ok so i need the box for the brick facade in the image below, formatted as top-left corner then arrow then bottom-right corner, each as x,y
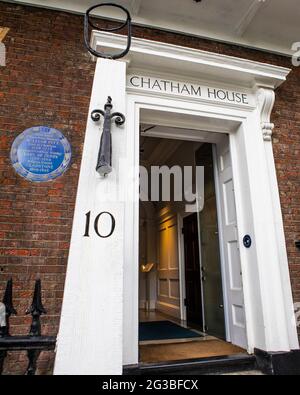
0,2 -> 299,374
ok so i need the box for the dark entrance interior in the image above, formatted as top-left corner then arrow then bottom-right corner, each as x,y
183,213 -> 203,329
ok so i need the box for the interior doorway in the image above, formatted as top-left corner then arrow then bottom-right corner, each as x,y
183,213 -> 203,330
138,121 -> 247,364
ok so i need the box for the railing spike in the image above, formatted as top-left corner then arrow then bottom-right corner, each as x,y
0,279 -> 17,337
0,278 -> 55,376
26,279 -> 46,337
0,351 -> 6,375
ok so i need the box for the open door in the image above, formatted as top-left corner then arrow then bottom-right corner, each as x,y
183,213 -> 203,328
196,144 -> 226,340
216,136 -> 247,349
156,214 -> 181,318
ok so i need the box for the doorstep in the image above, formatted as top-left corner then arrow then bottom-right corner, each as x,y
123,354 -> 258,375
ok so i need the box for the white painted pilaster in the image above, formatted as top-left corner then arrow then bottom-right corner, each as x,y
232,88 -> 299,353
54,58 -> 127,375
258,87 -> 299,351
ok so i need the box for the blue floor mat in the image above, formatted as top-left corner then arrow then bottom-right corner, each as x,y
139,320 -> 202,341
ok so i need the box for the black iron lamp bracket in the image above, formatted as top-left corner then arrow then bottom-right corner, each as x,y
91,96 -> 125,177
84,3 -> 132,59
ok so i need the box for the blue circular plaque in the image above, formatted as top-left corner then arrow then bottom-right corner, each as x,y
10,126 -> 72,182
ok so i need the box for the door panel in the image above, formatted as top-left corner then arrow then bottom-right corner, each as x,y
196,144 -> 226,339
216,137 -> 247,349
183,213 -> 203,328
157,215 -> 180,318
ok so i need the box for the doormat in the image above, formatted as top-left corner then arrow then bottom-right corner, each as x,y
139,320 -> 202,341
140,339 -> 245,363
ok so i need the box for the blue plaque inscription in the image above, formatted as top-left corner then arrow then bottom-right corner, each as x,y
10,126 -> 72,182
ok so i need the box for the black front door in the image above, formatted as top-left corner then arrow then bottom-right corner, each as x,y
183,213 -> 203,329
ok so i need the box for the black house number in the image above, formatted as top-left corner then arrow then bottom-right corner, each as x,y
84,211 -> 116,238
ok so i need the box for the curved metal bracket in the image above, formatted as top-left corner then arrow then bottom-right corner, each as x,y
84,3 -> 132,59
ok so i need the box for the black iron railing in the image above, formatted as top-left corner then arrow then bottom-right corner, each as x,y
0,279 -> 56,375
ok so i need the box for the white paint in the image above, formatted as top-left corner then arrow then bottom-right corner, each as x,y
130,0 -> 142,16
54,33 -> 299,374
127,74 -> 252,107
257,87 -> 299,350
235,0 -> 267,37
123,92 -> 299,365
212,145 -> 231,342
10,0 -> 299,55
216,136 -> 247,349
91,32 -> 289,90
0,303 -> 6,327
54,59 -> 127,375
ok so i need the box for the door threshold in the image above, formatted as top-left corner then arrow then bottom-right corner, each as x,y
123,353 -> 258,375
139,336 -> 212,346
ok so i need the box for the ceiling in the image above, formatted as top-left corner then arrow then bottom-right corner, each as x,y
7,0 -> 299,55
140,123 -> 225,166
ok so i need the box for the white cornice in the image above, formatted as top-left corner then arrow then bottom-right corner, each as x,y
91,31 -> 291,90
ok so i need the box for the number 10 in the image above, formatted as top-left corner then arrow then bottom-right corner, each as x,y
84,211 -> 115,238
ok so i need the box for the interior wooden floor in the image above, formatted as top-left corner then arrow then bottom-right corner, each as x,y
140,310 -> 182,324
139,309 -> 246,363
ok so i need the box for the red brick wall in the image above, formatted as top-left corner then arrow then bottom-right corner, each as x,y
0,2 -> 95,374
0,2 -> 299,374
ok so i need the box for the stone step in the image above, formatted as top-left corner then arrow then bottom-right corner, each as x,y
124,354 -> 259,376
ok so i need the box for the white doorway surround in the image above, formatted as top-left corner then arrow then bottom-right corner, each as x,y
54,32 -> 299,374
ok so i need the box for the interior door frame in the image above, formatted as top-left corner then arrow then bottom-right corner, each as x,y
178,211 -> 205,330
212,143 -> 231,341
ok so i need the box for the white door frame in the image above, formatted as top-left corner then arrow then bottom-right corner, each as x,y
55,32 -> 299,374
123,92 -> 299,366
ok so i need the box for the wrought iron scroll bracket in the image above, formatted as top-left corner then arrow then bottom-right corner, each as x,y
84,3 -> 132,59
91,96 -> 126,177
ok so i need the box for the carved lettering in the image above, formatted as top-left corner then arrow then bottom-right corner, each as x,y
128,75 -> 249,105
